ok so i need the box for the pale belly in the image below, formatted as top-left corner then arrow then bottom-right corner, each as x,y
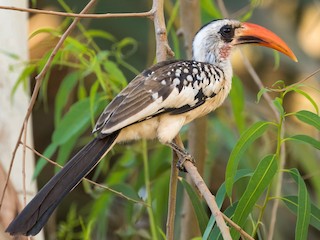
116,85 -> 229,144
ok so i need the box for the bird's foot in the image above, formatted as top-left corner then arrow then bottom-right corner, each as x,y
167,141 -> 196,172
176,154 -> 195,172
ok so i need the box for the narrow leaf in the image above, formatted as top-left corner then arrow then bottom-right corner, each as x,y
289,169 -> 311,240
225,121 -> 271,196
52,96 -> 102,145
54,72 -> 80,126
273,97 -> 285,116
295,110 -> 320,131
180,178 -> 209,234
231,155 -> 278,239
256,87 -> 270,103
292,88 -> 319,114
203,169 -> 252,240
282,196 -> 320,231
288,135 -> 320,150
229,76 -> 245,133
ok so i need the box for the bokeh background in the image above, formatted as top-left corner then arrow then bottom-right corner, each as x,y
2,0 -> 320,239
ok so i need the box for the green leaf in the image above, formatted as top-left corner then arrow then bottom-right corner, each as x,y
54,133 -> 79,173
256,87 -> 270,103
85,29 -> 117,42
110,183 -> 141,202
231,155 -> 278,239
295,110 -> 320,131
54,72 -> 80,126
180,177 -> 209,234
229,76 -> 245,133
282,195 -> 320,231
200,0 -> 222,18
287,135 -> 320,150
288,169 -> 311,240
52,96 -> 101,145
103,61 -> 127,89
203,169 -> 252,240
207,203 -> 238,240
290,88 -> 319,114
225,121 -> 272,197
273,97 -> 285,116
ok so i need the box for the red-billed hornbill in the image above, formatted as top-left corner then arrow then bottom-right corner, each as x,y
6,19 -> 297,236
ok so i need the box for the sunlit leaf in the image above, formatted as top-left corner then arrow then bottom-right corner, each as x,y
290,88 -> 319,114
231,155 -> 277,239
54,72 -> 80,126
200,0 -> 222,18
256,87 -> 271,103
287,135 -> 320,150
295,110 -> 320,131
230,76 -> 245,133
85,29 -> 117,42
225,121 -> 272,197
52,96 -> 102,145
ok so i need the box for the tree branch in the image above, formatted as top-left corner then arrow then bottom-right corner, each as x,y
0,5 -> 155,19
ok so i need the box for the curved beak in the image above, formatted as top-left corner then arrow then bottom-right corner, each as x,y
235,22 -> 298,62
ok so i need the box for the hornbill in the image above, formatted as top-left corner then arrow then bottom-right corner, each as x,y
6,19 -> 297,236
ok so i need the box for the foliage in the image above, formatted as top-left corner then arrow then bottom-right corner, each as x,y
12,0 -> 320,239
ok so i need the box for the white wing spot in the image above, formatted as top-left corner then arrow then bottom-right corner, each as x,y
173,78 -> 180,85
183,68 -> 189,73
192,68 -> 199,74
175,69 -> 181,77
161,80 -> 166,85
186,75 -> 193,81
152,92 -> 159,99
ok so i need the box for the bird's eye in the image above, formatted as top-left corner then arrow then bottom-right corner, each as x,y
219,25 -> 234,42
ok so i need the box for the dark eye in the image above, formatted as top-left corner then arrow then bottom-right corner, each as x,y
219,25 -> 234,42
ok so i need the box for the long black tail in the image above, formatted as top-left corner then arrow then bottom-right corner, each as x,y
6,131 -> 119,236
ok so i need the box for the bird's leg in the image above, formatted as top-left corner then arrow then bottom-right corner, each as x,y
167,141 -> 195,172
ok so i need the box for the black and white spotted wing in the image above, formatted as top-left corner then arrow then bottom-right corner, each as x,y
93,60 -> 225,135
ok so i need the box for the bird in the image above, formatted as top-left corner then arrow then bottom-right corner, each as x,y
6,19 -> 297,236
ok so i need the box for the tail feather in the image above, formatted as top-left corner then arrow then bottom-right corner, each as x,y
6,131 -> 119,236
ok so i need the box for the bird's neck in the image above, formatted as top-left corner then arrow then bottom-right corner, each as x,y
192,30 -> 232,74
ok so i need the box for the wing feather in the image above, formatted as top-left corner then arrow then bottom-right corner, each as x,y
93,60 -> 224,135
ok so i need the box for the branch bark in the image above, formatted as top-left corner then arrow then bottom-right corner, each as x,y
0,5 -> 155,19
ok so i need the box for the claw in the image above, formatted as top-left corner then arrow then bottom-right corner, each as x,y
176,154 -> 195,172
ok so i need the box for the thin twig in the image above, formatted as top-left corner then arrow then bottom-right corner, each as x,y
21,143 -> 146,205
267,66 -> 320,92
0,5 -> 155,19
22,121 -> 27,207
222,213 -> 255,240
0,0 -> 98,211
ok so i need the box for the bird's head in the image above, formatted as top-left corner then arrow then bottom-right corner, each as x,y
192,19 -> 297,65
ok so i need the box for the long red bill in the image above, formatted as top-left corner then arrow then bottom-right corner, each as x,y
236,22 -> 298,62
